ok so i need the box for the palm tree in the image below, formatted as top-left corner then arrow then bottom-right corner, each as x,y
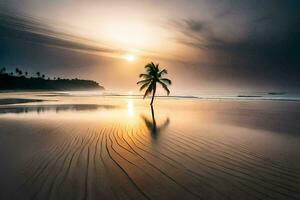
137,62 -> 172,105
36,72 -> 40,78
15,68 -> 20,76
25,72 -> 28,77
0,67 -> 6,74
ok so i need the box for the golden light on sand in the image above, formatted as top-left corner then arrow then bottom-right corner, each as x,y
125,54 -> 136,62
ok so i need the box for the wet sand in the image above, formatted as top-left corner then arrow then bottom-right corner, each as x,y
0,92 -> 300,200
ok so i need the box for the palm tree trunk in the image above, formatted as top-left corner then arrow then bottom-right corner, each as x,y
150,83 -> 156,105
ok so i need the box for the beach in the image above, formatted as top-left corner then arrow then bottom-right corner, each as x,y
0,92 -> 300,200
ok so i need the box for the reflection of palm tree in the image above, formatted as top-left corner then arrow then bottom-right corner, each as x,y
137,62 -> 172,105
141,105 -> 170,139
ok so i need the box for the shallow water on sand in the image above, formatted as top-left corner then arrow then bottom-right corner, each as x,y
0,92 -> 300,200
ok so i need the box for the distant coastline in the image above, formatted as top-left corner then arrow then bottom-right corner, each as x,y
0,73 -> 104,91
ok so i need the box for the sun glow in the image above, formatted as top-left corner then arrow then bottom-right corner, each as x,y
125,54 -> 136,62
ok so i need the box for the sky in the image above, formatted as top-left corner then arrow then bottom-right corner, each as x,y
0,0 -> 299,95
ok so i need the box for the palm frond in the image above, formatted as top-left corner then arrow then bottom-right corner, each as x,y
137,78 -> 152,85
139,81 -> 151,91
143,83 -> 154,99
156,64 -> 160,73
158,69 -> 167,76
158,81 -> 170,95
139,73 -> 151,78
145,63 -> 154,69
159,78 -> 172,85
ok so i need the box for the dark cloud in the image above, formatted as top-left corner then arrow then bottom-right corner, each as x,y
169,1 -> 300,91
253,15 -> 272,23
170,19 -> 224,50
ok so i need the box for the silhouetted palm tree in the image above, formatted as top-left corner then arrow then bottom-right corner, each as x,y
42,74 -> 45,79
0,67 -> 6,74
36,72 -> 40,78
137,62 -> 172,105
15,68 -> 20,76
25,72 -> 28,77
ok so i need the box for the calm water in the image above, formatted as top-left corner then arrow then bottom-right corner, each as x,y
0,92 -> 300,200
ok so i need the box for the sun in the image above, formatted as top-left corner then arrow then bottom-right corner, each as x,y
125,54 -> 136,62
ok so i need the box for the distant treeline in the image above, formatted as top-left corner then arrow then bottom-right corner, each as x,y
0,67 -> 104,91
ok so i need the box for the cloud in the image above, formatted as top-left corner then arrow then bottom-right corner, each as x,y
168,11 -> 300,90
0,11 -> 125,56
253,15 -> 272,23
0,10 -> 179,63
169,19 -> 224,50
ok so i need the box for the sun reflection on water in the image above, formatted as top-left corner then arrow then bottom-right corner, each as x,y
127,99 -> 135,117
